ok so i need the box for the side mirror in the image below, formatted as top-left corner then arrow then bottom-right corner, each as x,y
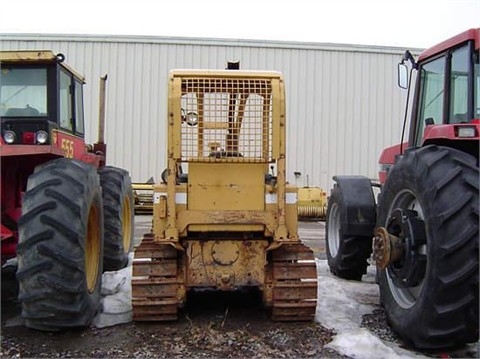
398,63 -> 408,89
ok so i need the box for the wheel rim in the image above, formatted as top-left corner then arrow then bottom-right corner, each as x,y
327,203 -> 340,257
122,195 -> 132,254
85,204 -> 101,293
385,189 -> 426,309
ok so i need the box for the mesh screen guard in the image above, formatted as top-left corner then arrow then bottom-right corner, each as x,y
179,77 -> 274,163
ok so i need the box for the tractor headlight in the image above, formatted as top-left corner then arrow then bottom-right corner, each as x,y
3,130 -> 16,144
456,126 -> 476,138
36,130 -> 48,144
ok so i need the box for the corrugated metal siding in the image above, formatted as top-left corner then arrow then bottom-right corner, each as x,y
0,34 -> 421,191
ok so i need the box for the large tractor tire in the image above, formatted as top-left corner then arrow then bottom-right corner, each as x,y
377,145 -> 479,349
325,185 -> 373,280
99,166 -> 134,272
17,158 -> 104,331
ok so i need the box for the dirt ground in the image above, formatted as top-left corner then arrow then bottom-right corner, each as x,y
1,218 -> 344,358
1,288 -> 348,358
1,216 -> 478,358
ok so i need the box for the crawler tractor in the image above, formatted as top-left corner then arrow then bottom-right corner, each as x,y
132,65 -> 317,321
325,29 -> 479,349
0,51 -> 134,331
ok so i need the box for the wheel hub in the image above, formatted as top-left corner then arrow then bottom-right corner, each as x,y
373,226 -> 403,270
376,209 -> 427,287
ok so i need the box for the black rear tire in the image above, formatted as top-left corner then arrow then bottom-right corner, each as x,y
377,145 -> 479,349
99,166 -> 134,272
325,185 -> 373,281
17,158 -> 104,331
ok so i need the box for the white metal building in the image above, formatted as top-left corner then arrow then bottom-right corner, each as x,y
0,34 -> 422,190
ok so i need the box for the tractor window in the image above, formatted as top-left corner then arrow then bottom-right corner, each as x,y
416,55 -> 446,145
0,68 -> 47,117
74,79 -> 85,134
59,70 -> 72,130
450,45 -> 469,123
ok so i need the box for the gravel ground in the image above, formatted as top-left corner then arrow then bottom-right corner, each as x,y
1,218 -> 478,358
1,290 -> 347,358
360,308 -> 480,359
2,293 -> 478,358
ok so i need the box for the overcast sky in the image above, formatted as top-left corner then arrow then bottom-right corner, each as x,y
0,0 -> 478,49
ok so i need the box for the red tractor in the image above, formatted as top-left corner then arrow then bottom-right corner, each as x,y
1,51 -> 134,331
325,29 -> 479,349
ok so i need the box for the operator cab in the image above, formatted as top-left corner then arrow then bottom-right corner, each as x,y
398,28 -> 480,158
0,51 -> 85,145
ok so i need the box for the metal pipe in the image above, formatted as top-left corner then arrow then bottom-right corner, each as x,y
98,74 -> 108,144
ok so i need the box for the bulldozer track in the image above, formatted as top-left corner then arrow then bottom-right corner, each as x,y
132,233 -> 182,321
270,243 -> 318,321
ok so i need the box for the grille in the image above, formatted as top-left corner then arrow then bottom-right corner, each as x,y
180,77 -> 273,163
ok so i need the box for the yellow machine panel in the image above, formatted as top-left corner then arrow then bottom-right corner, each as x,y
188,163 -> 265,211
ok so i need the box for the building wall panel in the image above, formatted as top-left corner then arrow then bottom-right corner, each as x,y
0,34 -> 419,191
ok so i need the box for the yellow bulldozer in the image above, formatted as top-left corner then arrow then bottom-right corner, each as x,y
132,64 -> 317,321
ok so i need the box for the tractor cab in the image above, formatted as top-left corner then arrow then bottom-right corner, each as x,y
399,28 -> 480,156
1,51 -> 85,147
379,28 -> 480,182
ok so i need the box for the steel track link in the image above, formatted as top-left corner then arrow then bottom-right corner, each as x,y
132,233 -> 182,321
270,243 -> 318,321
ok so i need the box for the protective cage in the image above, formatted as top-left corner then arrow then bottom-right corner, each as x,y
177,75 -> 277,163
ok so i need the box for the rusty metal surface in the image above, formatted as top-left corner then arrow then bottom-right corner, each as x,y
269,243 -> 318,321
131,233 -> 185,321
185,239 -> 269,288
132,233 -> 318,322
373,226 -> 403,270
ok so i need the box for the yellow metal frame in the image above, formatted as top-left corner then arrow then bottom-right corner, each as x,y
154,69 -> 296,244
